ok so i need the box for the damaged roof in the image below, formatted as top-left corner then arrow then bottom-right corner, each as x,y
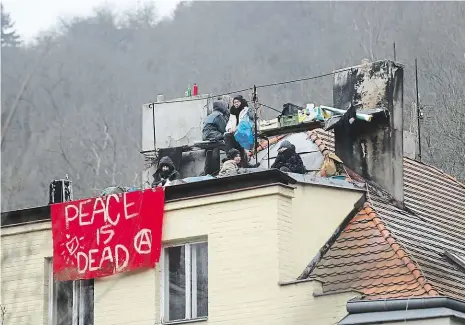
256,129 -> 465,300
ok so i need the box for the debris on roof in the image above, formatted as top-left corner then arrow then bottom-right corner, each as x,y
100,186 -> 129,196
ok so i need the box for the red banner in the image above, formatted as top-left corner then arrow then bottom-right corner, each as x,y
51,188 -> 165,280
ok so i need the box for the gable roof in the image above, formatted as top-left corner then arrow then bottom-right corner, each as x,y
304,202 -> 438,299
255,128 -> 465,300
302,129 -> 465,300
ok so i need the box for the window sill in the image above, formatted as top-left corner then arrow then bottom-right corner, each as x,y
162,317 -> 208,325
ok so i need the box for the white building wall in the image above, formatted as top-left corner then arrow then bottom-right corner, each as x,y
1,183 -> 360,325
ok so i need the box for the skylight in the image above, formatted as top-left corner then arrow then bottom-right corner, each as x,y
444,251 -> 465,271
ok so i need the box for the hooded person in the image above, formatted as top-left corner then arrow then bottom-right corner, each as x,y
201,100 -> 230,176
152,156 -> 182,187
271,140 -> 306,174
218,149 -> 245,177
224,95 -> 258,168
202,100 -> 229,141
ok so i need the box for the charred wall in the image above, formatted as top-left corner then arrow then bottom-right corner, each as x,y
333,60 -> 404,205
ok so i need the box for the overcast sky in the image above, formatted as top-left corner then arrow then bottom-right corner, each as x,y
3,0 -> 181,41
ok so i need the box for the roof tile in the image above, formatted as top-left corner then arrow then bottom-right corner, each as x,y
303,129 -> 460,300
308,203 -> 436,299
257,128 -> 465,300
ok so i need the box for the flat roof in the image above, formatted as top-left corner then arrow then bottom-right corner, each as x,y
1,169 -> 296,227
1,169 -> 365,228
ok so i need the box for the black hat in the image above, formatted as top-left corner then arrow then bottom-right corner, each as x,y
233,95 -> 244,102
227,149 -> 241,160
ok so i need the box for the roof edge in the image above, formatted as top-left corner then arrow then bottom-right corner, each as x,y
362,202 -> 439,297
1,169 -> 295,228
346,296 -> 465,314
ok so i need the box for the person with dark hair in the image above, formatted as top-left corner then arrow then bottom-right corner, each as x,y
224,95 -> 258,168
152,156 -> 181,187
218,149 -> 244,177
271,140 -> 306,174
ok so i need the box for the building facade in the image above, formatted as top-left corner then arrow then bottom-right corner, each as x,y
1,171 -> 363,325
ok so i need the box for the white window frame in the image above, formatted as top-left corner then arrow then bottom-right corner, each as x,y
47,259 -> 94,325
160,241 -> 208,323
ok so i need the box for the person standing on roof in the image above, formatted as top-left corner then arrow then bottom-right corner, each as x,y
202,100 -> 229,141
201,100 -> 230,175
152,156 -> 182,187
224,95 -> 258,168
271,140 -> 306,174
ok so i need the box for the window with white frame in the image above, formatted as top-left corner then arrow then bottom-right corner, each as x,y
48,259 -> 94,325
162,242 -> 208,322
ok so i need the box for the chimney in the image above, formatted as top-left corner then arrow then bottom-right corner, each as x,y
49,175 -> 73,204
333,60 -> 404,204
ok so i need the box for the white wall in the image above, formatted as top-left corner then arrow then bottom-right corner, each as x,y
141,95 -> 212,152
1,183 -> 361,325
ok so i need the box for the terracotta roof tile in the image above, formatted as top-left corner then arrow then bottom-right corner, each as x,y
248,135 -> 286,157
303,129 -> 465,300
308,202 -> 437,299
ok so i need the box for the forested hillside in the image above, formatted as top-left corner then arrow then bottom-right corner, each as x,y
2,1 -> 465,210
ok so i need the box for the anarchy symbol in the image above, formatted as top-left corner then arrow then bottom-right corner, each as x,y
134,229 -> 152,254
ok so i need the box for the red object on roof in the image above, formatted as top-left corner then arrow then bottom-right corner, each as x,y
193,83 -> 198,96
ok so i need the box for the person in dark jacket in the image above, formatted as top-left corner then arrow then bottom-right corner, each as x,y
271,140 -> 306,174
152,156 -> 181,187
202,100 -> 229,141
201,100 -> 230,175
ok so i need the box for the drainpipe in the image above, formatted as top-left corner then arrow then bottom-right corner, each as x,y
347,297 -> 465,314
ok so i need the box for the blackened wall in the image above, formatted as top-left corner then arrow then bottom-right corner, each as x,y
333,60 -> 404,204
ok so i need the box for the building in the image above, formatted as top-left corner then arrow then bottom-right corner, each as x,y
2,59 -> 465,325
1,169 -> 365,325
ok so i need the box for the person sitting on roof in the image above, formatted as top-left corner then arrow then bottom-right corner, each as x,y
218,149 -> 245,177
271,140 -> 306,174
152,156 -> 181,187
224,95 -> 259,168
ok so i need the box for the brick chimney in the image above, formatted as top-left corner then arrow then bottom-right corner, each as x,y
333,60 -> 404,204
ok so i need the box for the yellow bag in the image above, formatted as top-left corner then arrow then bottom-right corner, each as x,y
320,155 -> 337,177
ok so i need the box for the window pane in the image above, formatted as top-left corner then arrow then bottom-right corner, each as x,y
54,280 -> 73,325
79,280 -> 94,325
193,243 -> 208,318
167,246 -> 186,321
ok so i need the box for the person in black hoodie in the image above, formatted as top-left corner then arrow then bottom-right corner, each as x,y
271,140 -> 306,174
152,156 -> 181,187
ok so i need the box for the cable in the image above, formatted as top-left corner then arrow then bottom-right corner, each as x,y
257,102 -> 281,114
256,71 -> 335,89
149,67 -> 352,106
148,87 -> 253,106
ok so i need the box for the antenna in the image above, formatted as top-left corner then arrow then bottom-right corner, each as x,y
393,42 -> 396,61
252,85 -> 259,165
415,58 -> 422,162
